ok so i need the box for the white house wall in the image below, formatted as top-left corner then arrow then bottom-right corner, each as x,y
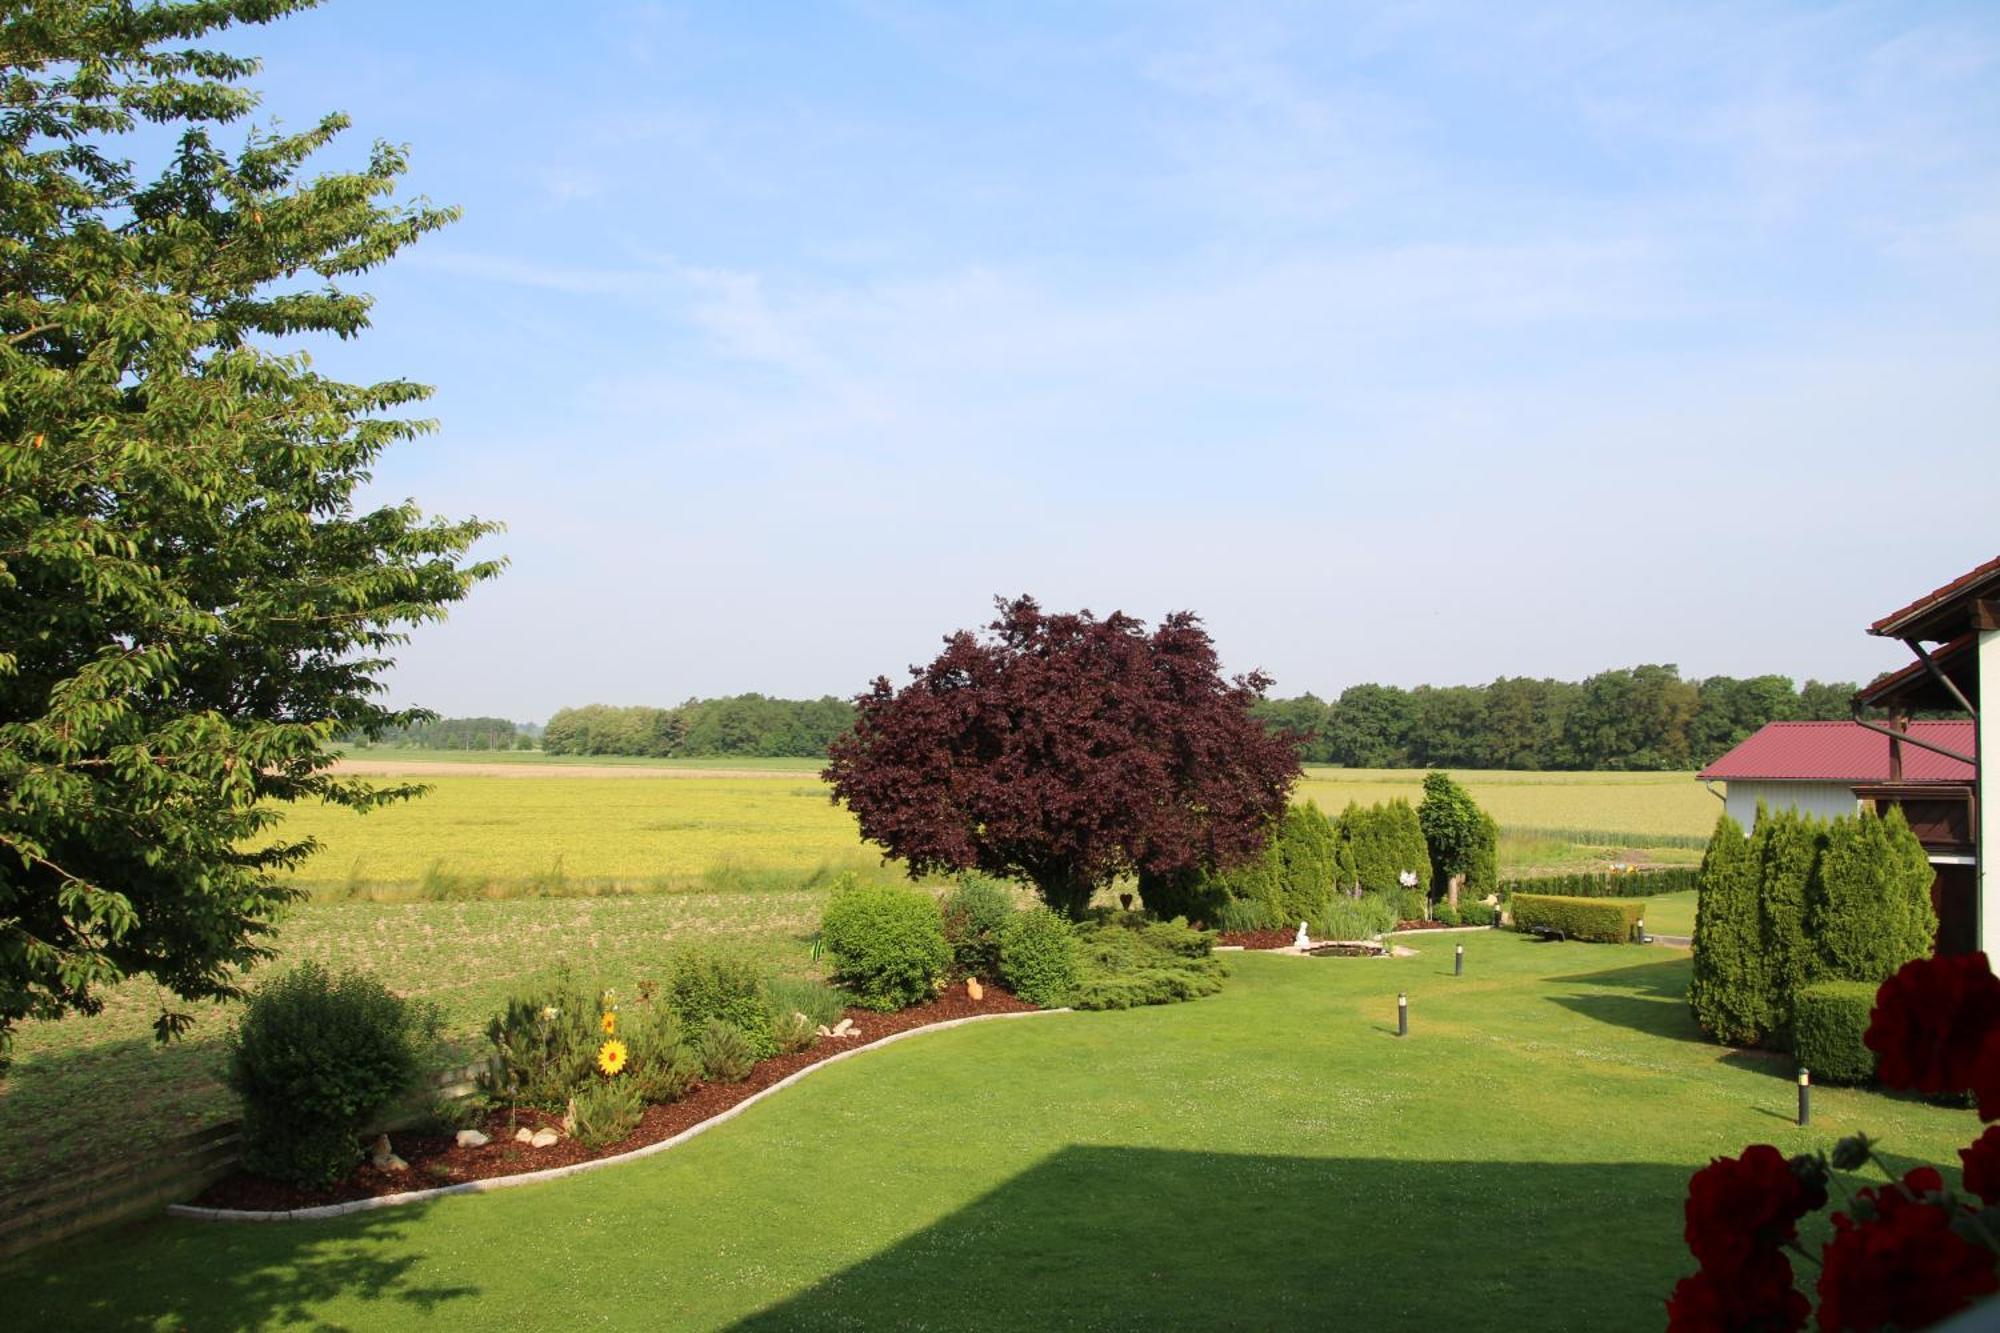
1722,781 -> 1863,831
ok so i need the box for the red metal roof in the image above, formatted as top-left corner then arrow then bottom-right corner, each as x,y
1698,721 -> 1975,784
1869,554 -> 2000,639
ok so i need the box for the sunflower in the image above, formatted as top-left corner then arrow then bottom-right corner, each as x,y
596,1038 -> 629,1077
600,1010 -> 617,1035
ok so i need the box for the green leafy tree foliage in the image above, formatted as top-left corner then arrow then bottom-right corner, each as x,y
0,1 -> 498,1060
1416,771 -> 1485,901
1753,807 -> 1825,1042
1337,799 -> 1430,896
1140,801 -> 1338,931
1810,807 -> 1936,984
1321,684 -> 1416,767
1688,814 -> 1768,1046
539,695 -> 854,758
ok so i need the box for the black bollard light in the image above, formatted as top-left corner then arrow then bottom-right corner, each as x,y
1397,991 -> 1408,1038
1454,944 -> 1464,976
1798,1068 -> 1811,1127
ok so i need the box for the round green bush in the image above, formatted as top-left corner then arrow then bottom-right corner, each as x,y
225,962 -> 439,1188
1792,981 -> 1878,1085
940,875 -> 1016,980
820,880 -> 953,1011
999,907 -> 1081,1007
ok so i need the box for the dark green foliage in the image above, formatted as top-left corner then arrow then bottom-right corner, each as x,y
694,1020 -> 756,1083
1510,894 -> 1644,943
1455,900 -> 1496,927
1790,982 -> 1879,1085
764,977 -> 851,1054
1337,800 -> 1430,895
939,876 -> 1016,980
623,1005 -> 700,1104
1417,772 -> 1485,891
1499,867 -> 1702,900
541,695 -> 855,758
1754,807 -> 1823,1040
1383,887 -> 1428,925
360,716 -> 527,750
1136,864 -> 1232,930
1466,812 -> 1500,897
1688,815 -> 1769,1047
1145,802 -> 1338,935
570,1077 -> 646,1149
820,880 -> 952,1012
1810,808 -> 1936,985
1071,917 -> 1226,1010
0,0 -> 501,1064
998,907 -> 1081,1007
481,975 -> 601,1111
225,963 -> 439,1188
663,945 -> 779,1057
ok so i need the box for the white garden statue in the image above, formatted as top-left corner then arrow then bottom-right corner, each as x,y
1294,921 -> 1311,950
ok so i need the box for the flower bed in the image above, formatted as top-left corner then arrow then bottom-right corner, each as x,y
1215,928 -> 1297,950
1392,919 -> 1457,932
190,986 -> 1034,1212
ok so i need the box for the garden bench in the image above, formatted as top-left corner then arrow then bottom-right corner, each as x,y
1525,925 -> 1567,942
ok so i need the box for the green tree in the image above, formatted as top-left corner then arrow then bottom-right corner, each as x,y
1810,807 -> 1936,984
1322,684 -> 1415,768
1688,813 -> 1767,1046
1754,806 -> 1824,1041
0,0 -> 498,1061
1416,771 -> 1484,905
1338,799 -> 1430,896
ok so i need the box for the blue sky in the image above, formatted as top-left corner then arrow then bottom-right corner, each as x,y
226,2 -> 1999,719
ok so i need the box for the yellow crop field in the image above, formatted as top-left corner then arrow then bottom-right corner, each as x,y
273,765 -> 1721,895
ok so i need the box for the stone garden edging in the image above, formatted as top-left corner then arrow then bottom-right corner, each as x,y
166,1006 -> 1072,1225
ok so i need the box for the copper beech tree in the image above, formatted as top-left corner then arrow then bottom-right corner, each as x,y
824,597 -> 1301,919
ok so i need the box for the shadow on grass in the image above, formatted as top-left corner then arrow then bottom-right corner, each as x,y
1543,954 -> 1708,1045
12,1202 -> 479,1331
730,1148 -> 1693,1332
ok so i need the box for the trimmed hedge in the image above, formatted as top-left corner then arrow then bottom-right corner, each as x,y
1510,893 -> 1644,944
1791,981 -> 1878,1085
1498,867 -> 1700,901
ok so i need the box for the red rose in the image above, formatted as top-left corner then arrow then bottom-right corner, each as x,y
1963,1126 -> 2000,1204
1667,1252 -> 1809,1333
1685,1146 -> 1825,1275
1865,953 -> 2000,1099
1816,1168 -> 1999,1331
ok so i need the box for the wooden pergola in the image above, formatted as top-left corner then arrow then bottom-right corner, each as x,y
1856,556 -> 1998,958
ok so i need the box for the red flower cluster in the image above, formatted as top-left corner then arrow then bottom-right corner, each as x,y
1668,952 -> 2000,1332
1816,1168 -> 1999,1332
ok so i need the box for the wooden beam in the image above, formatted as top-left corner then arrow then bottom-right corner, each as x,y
1974,599 -> 2000,632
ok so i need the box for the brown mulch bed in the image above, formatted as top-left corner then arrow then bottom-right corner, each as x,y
192,985 -> 1036,1212
1215,928 -> 1297,950
1392,919 -> 1459,931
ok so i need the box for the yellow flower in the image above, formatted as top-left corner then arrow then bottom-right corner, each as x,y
597,1038 -> 628,1076
600,1010 -> 617,1035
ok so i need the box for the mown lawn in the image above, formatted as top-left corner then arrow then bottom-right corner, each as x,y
10,936 -> 1975,1331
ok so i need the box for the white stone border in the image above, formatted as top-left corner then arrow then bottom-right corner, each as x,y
1387,924 -> 1505,937
167,1007 -> 1071,1224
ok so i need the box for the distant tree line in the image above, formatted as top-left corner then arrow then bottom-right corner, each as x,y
363,716 -> 533,750
1251,667 -> 1861,771
542,695 -> 857,759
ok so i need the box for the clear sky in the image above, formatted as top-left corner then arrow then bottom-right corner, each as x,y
226,1 -> 1999,720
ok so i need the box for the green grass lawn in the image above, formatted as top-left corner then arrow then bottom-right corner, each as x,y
10,935 -> 1976,1331
1643,890 -> 1699,938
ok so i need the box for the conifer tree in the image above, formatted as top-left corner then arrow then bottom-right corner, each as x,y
1811,808 -> 1937,983
1755,807 -> 1826,1042
1688,813 -> 1766,1045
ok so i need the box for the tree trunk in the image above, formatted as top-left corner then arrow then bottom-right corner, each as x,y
1448,873 -> 1464,911
1035,867 -> 1098,920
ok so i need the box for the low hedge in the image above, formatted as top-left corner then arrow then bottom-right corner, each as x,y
1510,893 -> 1644,944
1791,981 -> 1878,1085
1498,867 -> 1700,901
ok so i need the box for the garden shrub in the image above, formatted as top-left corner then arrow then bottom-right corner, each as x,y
940,875 -> 1016,980
1498,867 -> 1701,899
1071,917 -> 1226,1010
622,1004 -> 700,1103
1432,902 -> 1460,927
820,879 -> 953,1011
1510,893 -> 1643,943
998,906 -> 1082,1007
483,972 -> 605,1110
226,962 -> 440,1189
1755,807 -> 1823,1041
695,1019 -> 756,1082
570,1076 -> 645,1148
1139,803 -> 1338,934
1790,981 -> 1878,1086
1383,887 -> 1427,924
1338,799 -> 1430,895
1318,894 -> 1397,940
1456,899 -> 1497,927
1810,808 -> 1936,986
1689,813 -> 1770,1047
1418,771 -> 1489,901
664,944 -> 778,1057
764,976 -> 850,1053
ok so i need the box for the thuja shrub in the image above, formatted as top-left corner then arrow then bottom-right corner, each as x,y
1510,893 -> 1643,944
1498,867 -> 1700,899
1791,982 -> 1878,1086
1810,808 -> 1936,986
939,875 -> 1016,980
820,879 -> 952,1011
1689,814 -> 1770,1047
226,963 -> 440,1188
664,944 -> 778,1057
999,907 -> 1082,1007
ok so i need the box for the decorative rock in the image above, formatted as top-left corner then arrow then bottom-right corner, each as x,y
455,1129 -> 490,1148
830,1017 -> 855,1038
814,1024 -> 833,1038
529,1128 -> 560,1148
966,977 -> 984,1002
514,1127 -> 535,1144
369,1134 -> 408,1171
